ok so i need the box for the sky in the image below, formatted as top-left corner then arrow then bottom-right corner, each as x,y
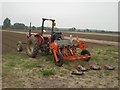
0,2 -> 118,31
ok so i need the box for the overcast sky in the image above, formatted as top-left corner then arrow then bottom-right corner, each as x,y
1,2 -> 118,31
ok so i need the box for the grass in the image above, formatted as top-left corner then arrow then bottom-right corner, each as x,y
87,46 -> 118,65
104,70 -> 110,76
3,45 -> 118,74
2,45 -> 118,88
3,54 -> 23,70
22,62 -> 37,69
60,69 -> 67,74
45,54 -> 53,61
3,45 -> 118,67
41,69 -> 55,77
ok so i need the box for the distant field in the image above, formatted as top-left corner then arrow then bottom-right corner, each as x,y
2,30 -> 119,88
3,29 -> 118,42
46,31 -> 118,42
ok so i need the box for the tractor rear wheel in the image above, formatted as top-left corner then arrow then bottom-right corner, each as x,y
26,36 -> 39,58
81,50 -> 91,62
16,41 -> 23,52
54,52 -> 64,67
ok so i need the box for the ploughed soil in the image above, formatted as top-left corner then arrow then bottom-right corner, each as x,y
2,31 -> 25,54
2,31 -> 119,88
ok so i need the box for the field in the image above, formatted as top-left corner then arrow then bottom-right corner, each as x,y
2,30 -> 119,88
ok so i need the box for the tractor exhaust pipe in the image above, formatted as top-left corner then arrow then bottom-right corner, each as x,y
70,35 -> 73,43
41,19 -> 45,36
29,22 -> 31,36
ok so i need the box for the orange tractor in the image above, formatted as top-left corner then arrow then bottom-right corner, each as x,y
17,18 -> 91,66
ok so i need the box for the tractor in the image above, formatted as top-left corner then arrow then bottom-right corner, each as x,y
17,18 -> 91,66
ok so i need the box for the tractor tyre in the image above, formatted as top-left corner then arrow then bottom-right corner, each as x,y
54,52 -> 64,67
81,50 -> 91,62
16,41 -> 23,52
26,36 -> 39,58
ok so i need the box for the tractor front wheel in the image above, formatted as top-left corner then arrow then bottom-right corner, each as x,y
26,36 -> 39,58
16,41 -> 23,52
54,52 -> 64,67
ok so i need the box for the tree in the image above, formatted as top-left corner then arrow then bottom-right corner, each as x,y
32,26 -> 36,30
37,27 -> 42,30
68,27 -> 76,31
13,23 -> 25,30
3,18 -> 11,29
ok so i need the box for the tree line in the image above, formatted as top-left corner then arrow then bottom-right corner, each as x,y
2,18 -> 59,31
2,17 -> 117,33
2,18 -> 39,30
2,18 -> 26,30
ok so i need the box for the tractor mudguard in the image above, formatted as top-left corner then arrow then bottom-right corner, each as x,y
26,33 -> 44,45
36,35 -> 44,45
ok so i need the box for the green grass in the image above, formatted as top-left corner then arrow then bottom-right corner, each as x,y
45,54 -> 54,61
3,54 -> 23,70
41,69 -> 55,77
2,45 -> 118,78
87,46 -> 118,65
22,62 -> 37,69
104,70 -> 110,76
60,69 -> 67,75
2,46 -> 120,87
2,45 -> 118,88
